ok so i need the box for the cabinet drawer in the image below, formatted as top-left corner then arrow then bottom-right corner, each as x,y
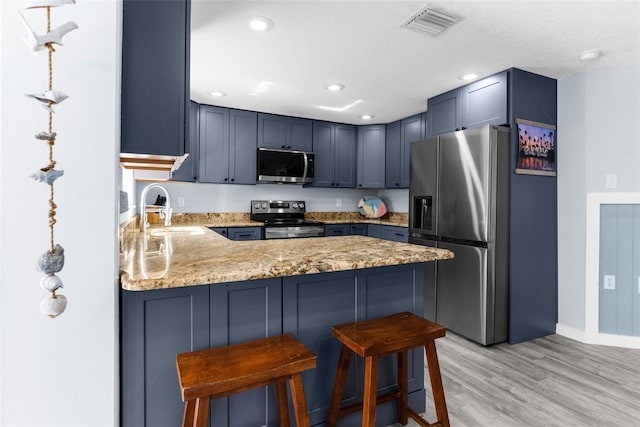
227,227 -> 263,241
380,226 -> 409,243
325,224 -> 349,236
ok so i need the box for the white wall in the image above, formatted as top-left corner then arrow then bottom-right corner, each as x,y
0,1 -> 119,426
132,179 -> 409,215
557,64 -> 640,333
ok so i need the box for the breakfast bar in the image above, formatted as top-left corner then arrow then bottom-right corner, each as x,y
120,223 -> 453,427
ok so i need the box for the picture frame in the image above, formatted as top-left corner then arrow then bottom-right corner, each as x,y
514,118 -> 557,176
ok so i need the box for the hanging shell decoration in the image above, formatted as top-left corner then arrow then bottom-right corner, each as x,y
22,0 -> 77,318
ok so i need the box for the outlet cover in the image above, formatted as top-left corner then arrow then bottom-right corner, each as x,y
119,190 -> 129,214
336,198 -> 342,208
605,174 -> 617,189
603,275 -> 616,290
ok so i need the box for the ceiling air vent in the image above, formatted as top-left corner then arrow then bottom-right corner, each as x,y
401,7 -> 462,37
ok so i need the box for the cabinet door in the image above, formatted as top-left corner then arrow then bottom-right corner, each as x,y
312,121 -> 334,187
208,227 -> 228,238
427,88 -> 461,137
121,0 -> 188,156
227,226 -> 262,241
198,105 -> 230,183
460,71 -> 508,129
325,224 -> 349,236
171,100 -> 199,182
385,121 -> 402,188
283,272 -> 364,426
400,114 -> 423,188
333,124 -> 357,188
368,224 -> 382,238
257,113 -> 286,150
210,279 -> 282,427
350,223 -> 368,236
228,110 -> 257,184
357,125 -> 386,189
287,117 -> 313,152
121,286 -> 210,427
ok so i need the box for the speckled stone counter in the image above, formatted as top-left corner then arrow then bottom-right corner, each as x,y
120,224 -> 452,291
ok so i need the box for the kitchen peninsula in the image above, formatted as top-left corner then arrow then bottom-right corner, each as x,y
120,220 -> 453,427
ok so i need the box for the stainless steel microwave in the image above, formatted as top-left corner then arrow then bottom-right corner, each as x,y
256,148 -> 314,184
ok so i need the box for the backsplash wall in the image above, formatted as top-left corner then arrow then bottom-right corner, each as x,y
129,178 -> 409,217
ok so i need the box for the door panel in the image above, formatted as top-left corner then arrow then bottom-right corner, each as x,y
437,128 -> 491,242
436,242 -> 491,345
409,138 -> 438,235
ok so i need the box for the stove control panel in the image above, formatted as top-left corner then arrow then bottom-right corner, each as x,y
250,200 -> 307,215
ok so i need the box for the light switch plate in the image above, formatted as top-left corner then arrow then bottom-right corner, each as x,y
605,174 -> 617,189
119,190 -> 129,214
603,275 -> 616,290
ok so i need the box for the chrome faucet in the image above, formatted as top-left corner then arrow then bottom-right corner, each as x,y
140,183 -> 172,232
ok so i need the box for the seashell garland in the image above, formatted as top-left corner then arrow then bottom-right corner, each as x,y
23,1 -> 76,318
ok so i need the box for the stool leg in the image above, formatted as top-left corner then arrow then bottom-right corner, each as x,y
425,342 -> 449,427
276,381 -> 291,427
289,373 -> 311,427
362,355 -> 378,427
182,400 -> 196,427
327,344 -> 352,427
397,350 -> 408,425
193,397 -> 210,427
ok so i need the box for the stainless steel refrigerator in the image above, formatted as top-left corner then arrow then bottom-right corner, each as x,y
409,125 -> 510,345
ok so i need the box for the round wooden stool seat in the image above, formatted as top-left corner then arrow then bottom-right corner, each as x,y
176,334 -> 316,427
327,312 -> 449,427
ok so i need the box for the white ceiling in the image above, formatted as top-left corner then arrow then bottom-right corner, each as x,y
190,0 -> 640,125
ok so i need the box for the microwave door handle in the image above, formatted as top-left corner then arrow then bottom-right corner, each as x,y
303,153 -> 308,178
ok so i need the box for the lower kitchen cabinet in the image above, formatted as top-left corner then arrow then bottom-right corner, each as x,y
282,264 -> 425,426
209,279 -> 282,427
121,264 -> 426,427
380,225 -> 409,243
209,226 -> 263,240
324,224 -> 350,236
121,285 -> 210,427
350,223 -> 368,236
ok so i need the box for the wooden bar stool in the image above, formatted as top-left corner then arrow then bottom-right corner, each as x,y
326,312 -> 449,427
176,334 -> 316,427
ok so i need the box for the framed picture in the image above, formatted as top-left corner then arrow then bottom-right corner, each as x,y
514,118 -> 557,176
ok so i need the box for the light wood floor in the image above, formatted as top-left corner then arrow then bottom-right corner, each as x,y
393,332 -> 640,427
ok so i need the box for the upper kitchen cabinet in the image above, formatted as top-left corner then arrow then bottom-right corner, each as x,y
171,100 -> 199,182
427,71 -> 508,137
257,113 -> 313,152
386,113 -> 425,188
312,121 -> 356,188
198,105 -> 257,184
356,125 -> 386,188
121,0 -> 190,156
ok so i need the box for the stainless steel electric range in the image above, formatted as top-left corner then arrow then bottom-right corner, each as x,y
250,200 -> 325,239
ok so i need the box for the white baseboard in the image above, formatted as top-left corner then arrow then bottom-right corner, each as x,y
556,323 -> 640,349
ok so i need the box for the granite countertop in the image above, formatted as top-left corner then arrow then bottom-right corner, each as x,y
119,221 -> 453,291
165,211 -> 409,228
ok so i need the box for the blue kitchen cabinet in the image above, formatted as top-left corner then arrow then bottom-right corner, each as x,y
171,100 -> 199,182
121,285 -> 210,427
350,223 -> 368,236
198,105 -> 257,184
209,227 -> 263,240
209,279 -> 282,427
282,264 -> 425,426
312,121 -> 356,188
356,125 -> 386,188
121,0 -> 190,156
380,225 -> 409,243
368,224 -> 381,239
385,114 -> 423,188
257,113 -> 313,152
427,71 -> 508,137
324,224 -> 350,236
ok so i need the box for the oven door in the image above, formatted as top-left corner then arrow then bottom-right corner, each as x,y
264,225 -> 325,239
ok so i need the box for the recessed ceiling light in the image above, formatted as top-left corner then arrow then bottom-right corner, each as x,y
209,91 -> 226,97
579,49 -> 600,61
252,81 -> 273,95
458,72 -> 481,81
248,16 -> 274,31
361,114 -> 374,120
326,83 -> 345,92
